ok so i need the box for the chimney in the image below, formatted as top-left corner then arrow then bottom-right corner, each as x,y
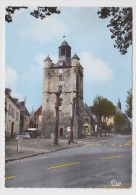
20,101 -> 25,107
5,88 -> 12,96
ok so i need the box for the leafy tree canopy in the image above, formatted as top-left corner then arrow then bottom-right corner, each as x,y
114,112 -> 126,125
125,88 -> 132,119
5,6 -> 60,23
92,95 -> 116,123
98,7 -> 132,55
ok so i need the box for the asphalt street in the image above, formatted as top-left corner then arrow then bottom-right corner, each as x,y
5,135 -> 132,188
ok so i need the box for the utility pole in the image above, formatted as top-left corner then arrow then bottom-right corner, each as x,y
23,96 -> 26,131
54,92 -> 62,145
68,97 -> 76,144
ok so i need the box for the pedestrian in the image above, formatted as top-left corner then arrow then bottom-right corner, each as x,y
51,131 -> 55,146
95,122 -> 98,138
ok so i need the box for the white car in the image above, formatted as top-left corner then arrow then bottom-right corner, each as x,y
17,133 -> 31,139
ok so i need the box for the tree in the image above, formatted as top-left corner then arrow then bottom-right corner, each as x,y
114,112 -> 126,125
92,96 -> 116,136
98,7 -> 132,55
125,88 -> 132,119
114,112 -> 126,134
5,6 -> 60,23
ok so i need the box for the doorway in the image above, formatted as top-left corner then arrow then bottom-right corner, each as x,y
60,128 -> 63,136
11,122 -> 14,138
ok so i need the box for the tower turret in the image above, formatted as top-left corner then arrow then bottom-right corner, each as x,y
57,40 -> 71,66
71,53 -> 80,66
44,55 -> 52,68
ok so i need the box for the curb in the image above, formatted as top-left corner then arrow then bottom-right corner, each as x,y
5,143 -> 85,163
5,136 -> 114,163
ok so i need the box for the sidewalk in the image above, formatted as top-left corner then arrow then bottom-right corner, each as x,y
5,134 -> 114,162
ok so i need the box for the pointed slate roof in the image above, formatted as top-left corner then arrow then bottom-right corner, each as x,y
71,53 -> 80,60
44,55 -> 52,62
61,40 -> 69,46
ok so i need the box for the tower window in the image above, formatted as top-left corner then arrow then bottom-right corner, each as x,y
66,47 -> 71,57
59,110 -> 62,120
61,46 -> 65,56
59,85 -> 62,92
59,74 -> 63,81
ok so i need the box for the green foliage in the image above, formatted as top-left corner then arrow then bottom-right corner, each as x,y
114,112 -> 126,125
30,7 -> 60,19
92,96 -> 116,123
109,122 -> 113,128
92,96 -> 104,119
98,7 -> 132,55
5,6 -> 60,23
125,88 -> 132,119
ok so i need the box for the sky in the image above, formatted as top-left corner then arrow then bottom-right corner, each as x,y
5,7 -> 132,114
1,2 -> 136,194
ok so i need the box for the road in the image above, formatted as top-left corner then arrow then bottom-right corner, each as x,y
5,135 -> 132,188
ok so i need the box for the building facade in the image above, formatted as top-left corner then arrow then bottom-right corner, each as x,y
42,41 -> 84,138
33,106 -> 42,129
19,101 -> 31,132
5,88 -> 20,137
31,106 -> 42,134
82,103 -> 93,136
5,88 -> 31,137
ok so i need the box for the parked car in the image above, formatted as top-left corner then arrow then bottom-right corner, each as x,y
25,128 -> 38,138
17,132 -> 31,139
28,132 -> 35,138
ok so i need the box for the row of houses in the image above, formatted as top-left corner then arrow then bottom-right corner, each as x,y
5,87 -> 131,138
5,88 -> 94,138
5,88 -> 30,137
29,103 -> 94,138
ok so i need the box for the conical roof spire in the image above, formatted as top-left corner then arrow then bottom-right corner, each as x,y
61,40 -> 69,46
117,98 -> 121,110
72,53 -> 80,60
44,55 -> 52,62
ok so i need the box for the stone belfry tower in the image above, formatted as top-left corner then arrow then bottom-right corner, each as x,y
42,41 -> 83,138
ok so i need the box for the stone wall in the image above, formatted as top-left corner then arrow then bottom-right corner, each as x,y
42,59 -> 84,139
